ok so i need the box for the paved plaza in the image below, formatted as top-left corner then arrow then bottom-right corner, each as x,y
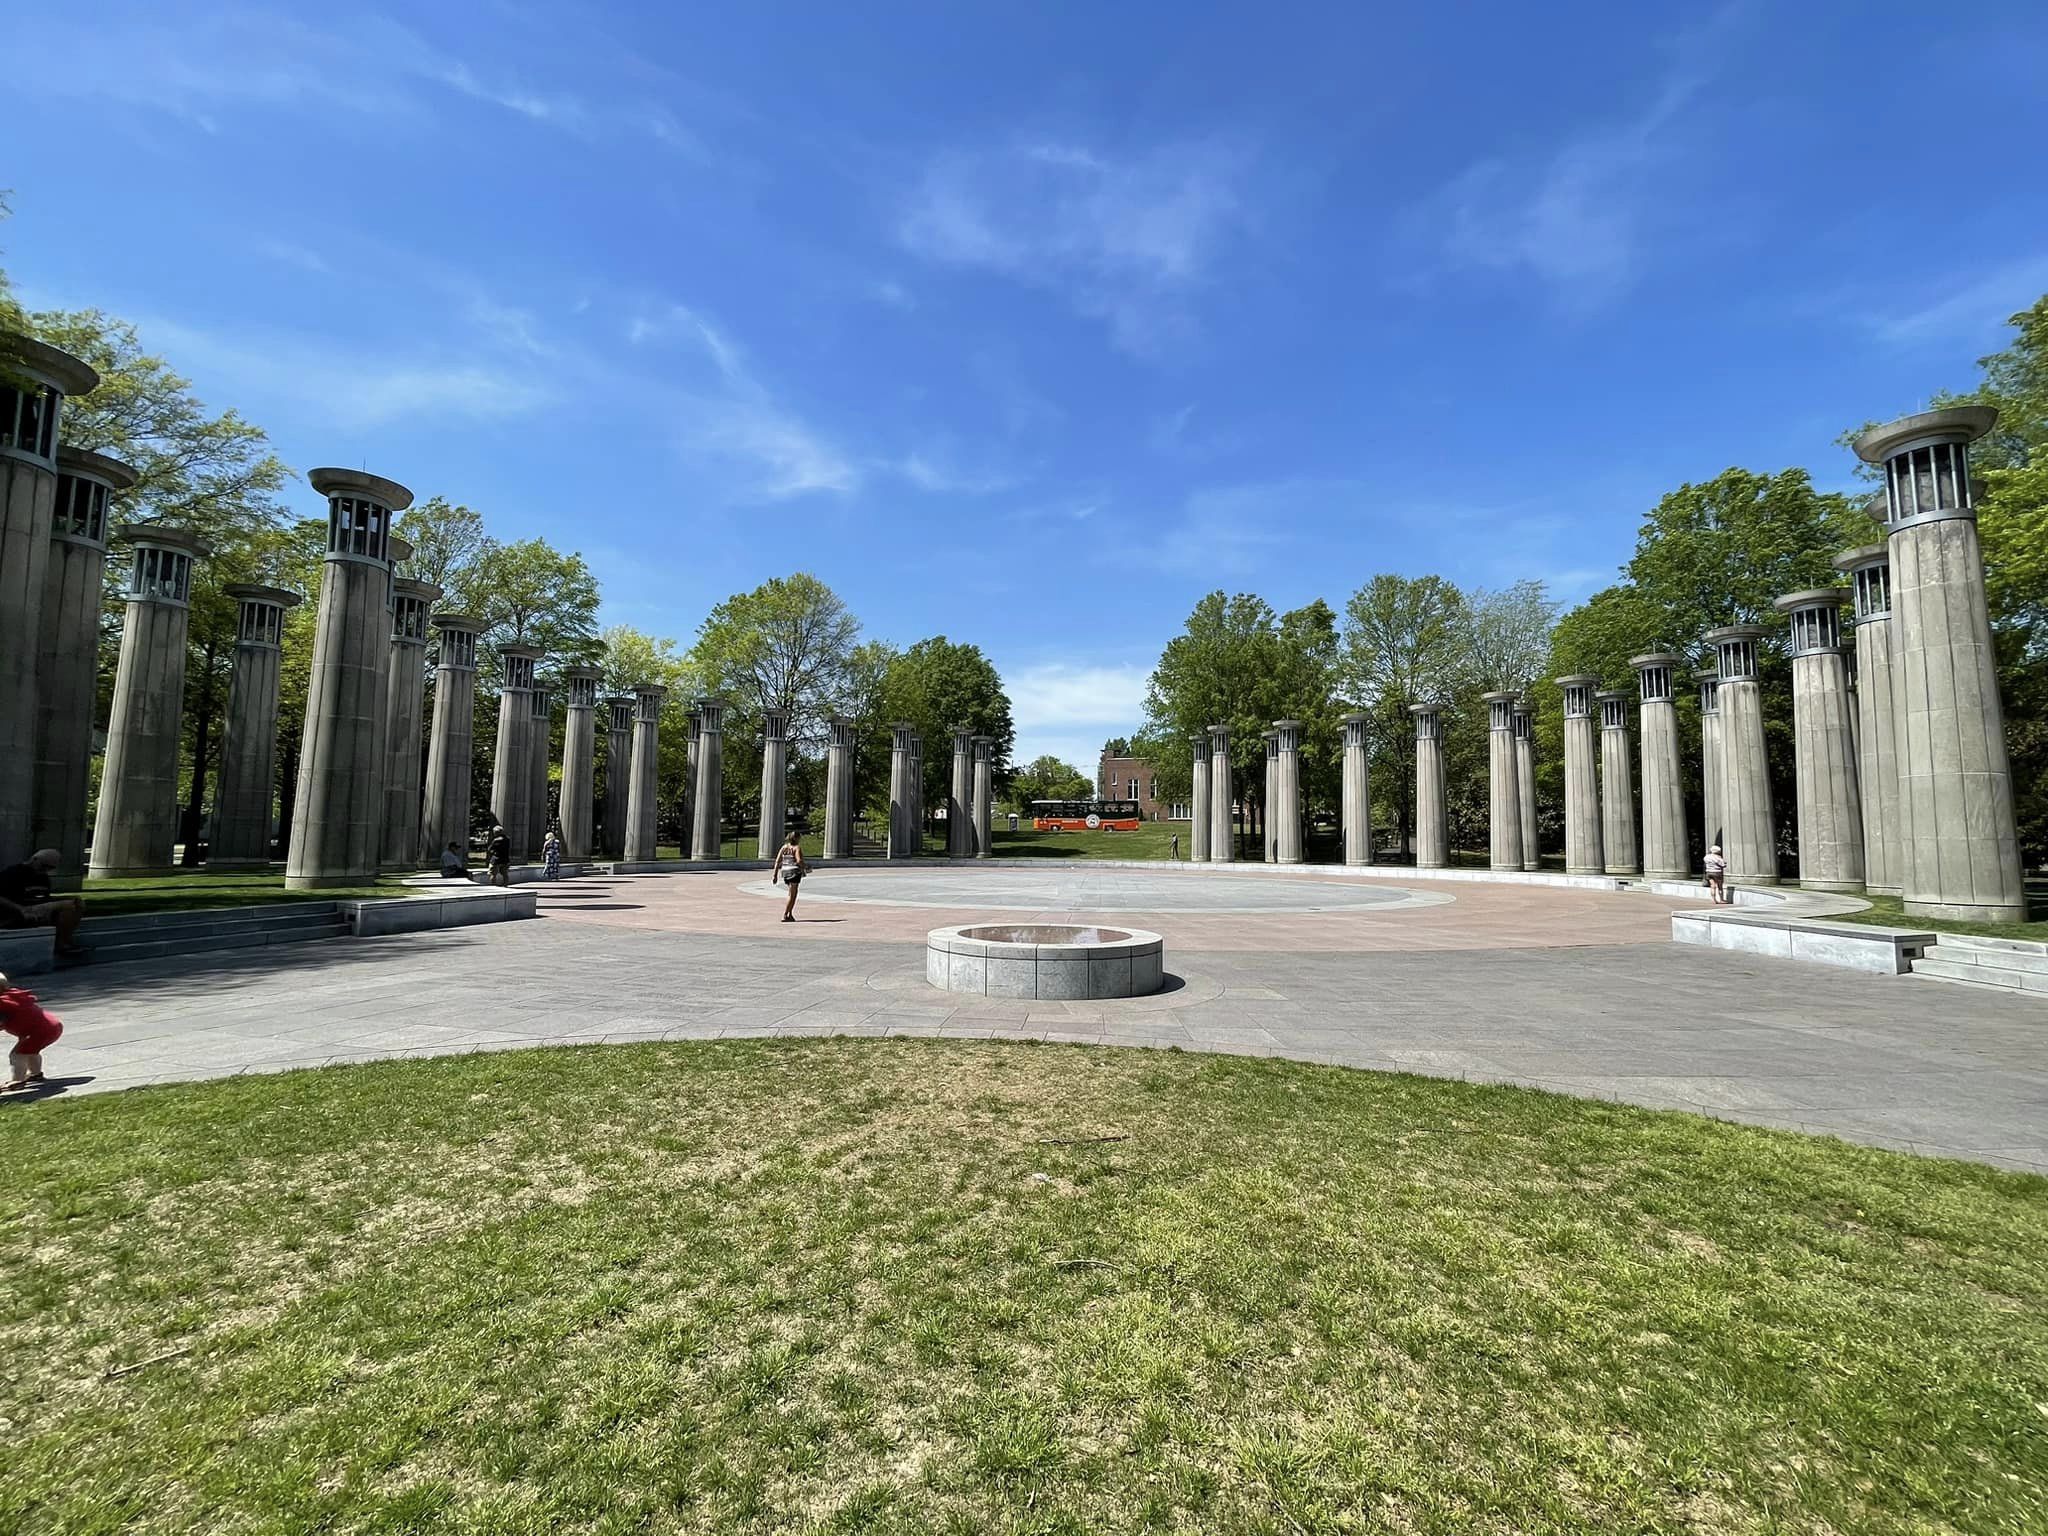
8,865 -> 2044,1172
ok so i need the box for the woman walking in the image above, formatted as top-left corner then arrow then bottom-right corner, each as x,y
768,829 -> 806,922
1703,843 -> 1729,904
543,827 -> 562,881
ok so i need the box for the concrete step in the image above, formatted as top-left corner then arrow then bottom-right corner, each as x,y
84,916 -> 352,967
1911,954 -> 2048,996
1928,932 -> 2048,960
82,903 -> 344,945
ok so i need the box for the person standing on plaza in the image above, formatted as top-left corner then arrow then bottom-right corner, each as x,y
486,822 -> 512,887
543,828 -> 562,880
1170,831 -> 1180,861
1,970 -> 64,1092
1704,844 -> 1729,904
769,829 -> 806,922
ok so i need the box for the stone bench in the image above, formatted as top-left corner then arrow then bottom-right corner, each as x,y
342,887 -> 537,937
0,927 -> 57,977
1672,909 -> 1935,974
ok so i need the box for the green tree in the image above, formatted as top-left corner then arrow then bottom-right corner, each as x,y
598,625 -> 701,842
876,637 -> 1015,823
1007,755 -> 1092,810
693,573 -> 860,753
1339,575 -> 1471,853
463,537 -> 602,663
395,497 -> 488,598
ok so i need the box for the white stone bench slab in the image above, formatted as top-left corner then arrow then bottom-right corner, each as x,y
1671,909 -> 1935,974
342,888 -> 537,937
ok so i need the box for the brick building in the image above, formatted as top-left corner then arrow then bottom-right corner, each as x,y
1096,750 -> 1193,822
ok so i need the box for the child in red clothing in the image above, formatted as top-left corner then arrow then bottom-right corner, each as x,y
0,971 -> 63,1091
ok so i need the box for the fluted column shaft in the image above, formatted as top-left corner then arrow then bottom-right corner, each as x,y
1629,657 -> 1688,880
526,688 -> 552,856
971,736 -> 994,857
691,699 -> 724,860
421,620 -> 481,865
1412,706 -> 1447,869
1190,737 -> 1212,862
1513,704 -> 1538,872
1709,627 -> 1776,886
1274,720 -> 1302,864
888,722 -> 914,858
948,728 -> 973,857
759,708 -> 789,856
211,588 -> 300,867
623,686 -> 664,862
490,646 -> 539,857
1839,551 -> 1903,896
1483,692 -> 1523,871
1262,731 -> 1277,863
1341,713 -> 1369,866
602,698 -> 632,857
824,717 -> 854,859
1597,693 -> 1639,875
377,580 -> 438,868
559,668 -> 602,860
1559,680 -> 1604,876
1208,726 -> 1234,863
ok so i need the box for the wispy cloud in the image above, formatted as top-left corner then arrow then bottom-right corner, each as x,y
1405,6 -> 1745,304
1146,479 -> 1330,578
1855,256 -> 2048,346
893,451 -> 1013,496
896,137 -> 1255,355
1005,661 -> 1152,768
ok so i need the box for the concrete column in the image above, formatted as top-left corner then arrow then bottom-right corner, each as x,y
1556,677 -> 1604,876
376,576 -> 440,868
1,337 -> 98,867
1207,725 -> 1235,863
623,684 -> 665,861
558,665 -> 603,859
888,721 -> 914,858
1341,712 -> 1370,865
1707,625 -> 1776,886
1855,407 -> 2026,923
948,726 -> 973,857
1836,543 -> 1902,895
691,698 -> 725,860
1482,691 -> 1524,872
1511,699 -> 1539,872
1773,590 -> 1865,892
971,735 -> 994,857
1596,691 -> 1640,875
759,706 -> 789,857
31,448 -> 135,885
490,645 -> 540,856
526,684 -> 554,856
1630,654 -> 1689,880
209,584 -> 303,867
1695,668 -> 1723,858
90,525 -> 209,876
910,733 -> 924,854
284,471 -> 410,888
678,703 -> 700,859
823,716 -> 855,859
602,695 -> 634,858
1189,735 -> 1212,862
1261,730 -> 1278,863
1274,720 -> 1303,864
420,616 -> 483,866
1411,704 -> 1447,869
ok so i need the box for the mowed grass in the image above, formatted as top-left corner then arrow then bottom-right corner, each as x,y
5,1040 -> 2046,1535
1831,887 -> 2048,943
79,871 -> 395,917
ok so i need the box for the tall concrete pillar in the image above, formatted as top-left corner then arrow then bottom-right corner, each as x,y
678,703 -> 701,860
691,698 -> 725,860
1411,704 -> 1447,870
90,525 -> 208,876
1556,677 -> 1604,876
1630,654 -> 1689,880
1512,699 -> 1539,872
1190,735 -> 1213,862
947,726 -> 973,857
910,733 -> 924,854
208,584 -> 303,867
1854,407 -> 2026,922
420,616 -> 483,865
1,337 -> 98,867
971,735 -> 994,857
623,684 -> 665,862
602,695 -> 634,858
1273,720 -> 1303,864
1774,590 -> 1865,892
558,665 -> 603,859
1261,729 -> 1278,863
1835,543 -> 1902,895
1482,691 -> 1524,872
1707,625 -> 1775,886
888,721 -> 915,859
526,684 -> 554,856
1341,712 -> 1370,865
31,448 -> 135,885
284,471 -> 410,889
375,576 -> 440,868
823,716 -> 855,859
1696,668 -> 1723,855
1206,725 -> 1234,863
758,706 -> 789,856
1596,691 -> 1640,875
490,645 -> 540,855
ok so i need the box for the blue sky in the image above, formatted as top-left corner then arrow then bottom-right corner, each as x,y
10,1 -> 2048,768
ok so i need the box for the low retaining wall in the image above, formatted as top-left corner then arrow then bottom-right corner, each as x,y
1671,909 -> 1934,974
343,887 -> 537,936
0,928 -> 56,976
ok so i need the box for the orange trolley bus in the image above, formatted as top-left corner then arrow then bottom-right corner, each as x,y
1030,798 -> 1141,832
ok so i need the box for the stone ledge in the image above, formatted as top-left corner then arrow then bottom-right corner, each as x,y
0,928 -> 57,976
341,888 -> 537,937
1672,909 -> 1934,974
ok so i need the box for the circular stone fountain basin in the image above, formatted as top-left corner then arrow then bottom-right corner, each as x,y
926,923 -> 1166,999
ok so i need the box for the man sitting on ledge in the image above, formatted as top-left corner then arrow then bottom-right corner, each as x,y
0,850 -> 86,958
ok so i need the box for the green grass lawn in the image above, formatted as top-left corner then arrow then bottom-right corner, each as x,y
80,870 -> 396,918
1829,888 -> 2048,943
5,1040 -> 2043,1534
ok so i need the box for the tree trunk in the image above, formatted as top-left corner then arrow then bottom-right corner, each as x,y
181,635 -> 222,866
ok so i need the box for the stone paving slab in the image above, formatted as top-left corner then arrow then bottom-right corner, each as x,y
5,912 -> 2044,1173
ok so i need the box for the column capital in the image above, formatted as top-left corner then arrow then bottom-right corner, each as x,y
1628,652 -> 1683,703
1705,625 -> 1764,682
1772,590 -> 1848,656
761,704 -> 790,740
1595,689 -> 1633,730
224,583 -> 302,648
